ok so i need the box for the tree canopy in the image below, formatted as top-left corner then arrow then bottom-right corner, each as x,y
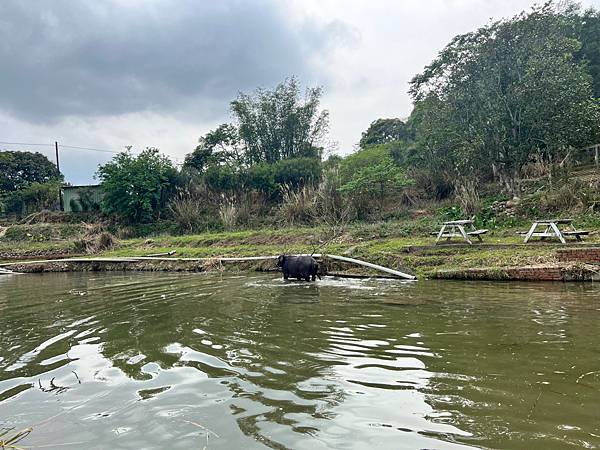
359,118 -> 412,149
185,78 -> 328,173
409,3 -> 600,195
0,150 -> 62,192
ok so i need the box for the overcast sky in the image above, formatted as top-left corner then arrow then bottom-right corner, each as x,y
2,0 -> 600,184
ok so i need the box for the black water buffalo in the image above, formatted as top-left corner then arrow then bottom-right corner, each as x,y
277,255 -> 321,281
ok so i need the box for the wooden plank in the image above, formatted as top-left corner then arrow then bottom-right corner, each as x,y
466,229 -> 488,235
443,220 -> 473,225
535,219 -> 573,224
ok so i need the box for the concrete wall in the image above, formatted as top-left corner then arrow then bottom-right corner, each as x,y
61,185 -> 103,213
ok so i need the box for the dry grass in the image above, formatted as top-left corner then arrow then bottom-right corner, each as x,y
279,184 -> 316,225
219,197 -> 239,231
73,222 -> 117,254
169,195 -> 206,233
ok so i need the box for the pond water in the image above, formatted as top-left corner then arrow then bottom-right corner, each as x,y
0,272 -> 599,449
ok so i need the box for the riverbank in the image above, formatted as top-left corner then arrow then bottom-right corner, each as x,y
2,219 -> 600,280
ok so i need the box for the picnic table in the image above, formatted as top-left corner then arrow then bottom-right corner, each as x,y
523,219 -> 589,244
435,220 -> 488,245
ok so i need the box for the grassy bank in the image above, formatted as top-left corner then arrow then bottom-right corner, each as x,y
2,217 -> 599,278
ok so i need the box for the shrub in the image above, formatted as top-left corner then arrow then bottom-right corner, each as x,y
204,164 -> 240,193
244,163 -> 277,196
97,148 -> 178,223
273,157 -> 322,188
1,181 -> 61,216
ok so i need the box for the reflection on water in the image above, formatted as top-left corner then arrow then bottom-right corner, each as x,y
0,272 -> 599,449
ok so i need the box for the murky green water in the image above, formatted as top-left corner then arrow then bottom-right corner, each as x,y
0,273 -> 599,449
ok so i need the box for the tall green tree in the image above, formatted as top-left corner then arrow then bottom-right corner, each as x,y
184,123 -> 242,173
359,118 -> 412,149
97,148 -> 178,223
230,77 -> 329,164
410,3 -> 600,195
0,151 -> 62,192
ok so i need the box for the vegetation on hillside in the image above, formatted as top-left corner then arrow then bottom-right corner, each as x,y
2,2 -> 600,250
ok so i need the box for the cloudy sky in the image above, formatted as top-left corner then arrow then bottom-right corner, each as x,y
2,0 -> 600,184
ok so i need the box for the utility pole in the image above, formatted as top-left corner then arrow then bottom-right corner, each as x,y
56,141 -> 64,211
55,141 -> 60,172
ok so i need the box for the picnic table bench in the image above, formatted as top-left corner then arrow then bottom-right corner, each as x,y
435,220 -> 488,245
522,219 -> 589,244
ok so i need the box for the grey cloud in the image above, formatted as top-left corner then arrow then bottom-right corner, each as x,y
0,0 -> 347,122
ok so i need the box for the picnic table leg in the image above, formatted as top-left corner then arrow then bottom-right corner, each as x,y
457,225 -> 473,245
471,224 -> 483,242
549,222 -> 567,244
568,223 -> 583,241
524,222 -> 538,243
540,225 -> 551,241
435,224 -> 447,244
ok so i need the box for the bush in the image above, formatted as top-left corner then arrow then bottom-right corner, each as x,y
244,163 -> 277,196
204,164 -> 240,193
273,157 -> 321,188
97,148 -> 179,223
1,181 -> 61,216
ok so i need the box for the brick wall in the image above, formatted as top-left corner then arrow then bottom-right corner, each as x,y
504,266 -> 564,281
434,264 -> 597,281
557,248 -> 600,263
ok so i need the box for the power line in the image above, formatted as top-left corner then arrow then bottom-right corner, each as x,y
0,141 -> 53,147
59,145 -> 119,154
0,141 -> 121,154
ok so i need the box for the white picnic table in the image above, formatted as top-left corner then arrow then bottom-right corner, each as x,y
435,220 -> 488,245
523,219 -> 588,244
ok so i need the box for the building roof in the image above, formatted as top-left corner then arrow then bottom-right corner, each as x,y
61,184 -> 102,190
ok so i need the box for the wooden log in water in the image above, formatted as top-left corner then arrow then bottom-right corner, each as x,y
318,254 -> 416,280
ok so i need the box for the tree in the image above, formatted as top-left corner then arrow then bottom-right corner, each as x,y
573,6 -> 600,97
97,148 -> 178,223
409,4 -> 600,195
184,123 -> 242,173
230,77 -> 329,164
0,151 -> 62,192
359,118 -> 412,149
